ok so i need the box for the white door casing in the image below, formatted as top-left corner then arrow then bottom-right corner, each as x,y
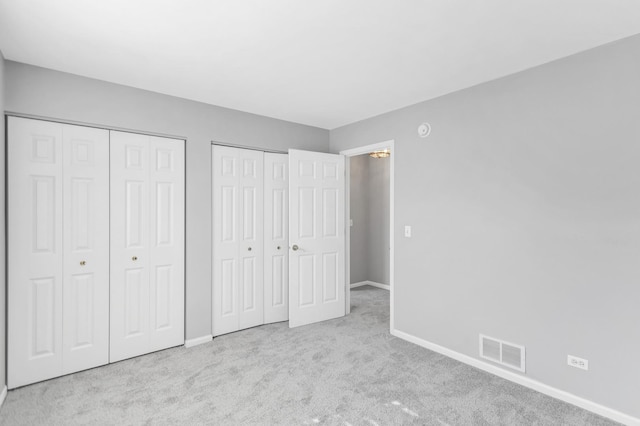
62,124 -> 110,374
340,140 -> 395,329
8,117 -> 110,388
264,153 -> 289,324
288,149 -> 346,328
212,146 -> 264,336
110,131 -> 185,362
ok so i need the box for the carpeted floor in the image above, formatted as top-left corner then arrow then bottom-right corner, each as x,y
0,286 -> 618,425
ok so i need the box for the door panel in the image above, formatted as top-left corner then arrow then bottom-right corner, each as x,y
31,277 -> 56,355
124,267 -> 146,336
67,273 -> 94,348
212,146 -> 264,335
148,136 -> 185,351
125,181 -> 145,248
110,131 -> 151,362
238,149 -> 264,330
154,265 -> 172,328
221,258 -> 236,315
264,153 -> 289,324
8,117 -> 64,388
62,124 -> 109,374
212,146 -> 240,336
111,132 -> 184,361
322,252 -> 338,302
289,149 -> 345,328
298,254 -> 316,306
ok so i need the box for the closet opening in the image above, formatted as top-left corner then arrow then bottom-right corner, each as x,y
341,141 -> 395,332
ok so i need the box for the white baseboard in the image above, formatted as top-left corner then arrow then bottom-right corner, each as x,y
391,328 -> 639,426
184,334 -> 213,348
351,280 -> 390,291
0,385 -> 6,408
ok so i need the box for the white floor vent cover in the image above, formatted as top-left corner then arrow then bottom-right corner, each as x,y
479,334 -> 526,372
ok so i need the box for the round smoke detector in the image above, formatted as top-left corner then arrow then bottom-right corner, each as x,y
418,122 -> 431,138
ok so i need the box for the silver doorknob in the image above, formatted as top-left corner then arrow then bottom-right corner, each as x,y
248,247 -> 252,251
80,261 -> 86,266
292,245 -> 299,251
132,256 -> 138,261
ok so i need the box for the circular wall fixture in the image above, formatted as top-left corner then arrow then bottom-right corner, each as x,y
418,122 -> 431,138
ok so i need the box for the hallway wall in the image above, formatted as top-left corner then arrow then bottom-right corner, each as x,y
350,154 -> 390,286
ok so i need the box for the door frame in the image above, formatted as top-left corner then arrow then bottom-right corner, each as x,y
340,140 -> 395,332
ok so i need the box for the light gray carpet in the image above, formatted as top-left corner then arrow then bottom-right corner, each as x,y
0,286 -> 618,425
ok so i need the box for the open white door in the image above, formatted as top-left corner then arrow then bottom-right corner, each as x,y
288,149 -> 345,328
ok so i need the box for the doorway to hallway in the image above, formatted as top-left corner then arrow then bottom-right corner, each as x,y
341,141 -> 395,331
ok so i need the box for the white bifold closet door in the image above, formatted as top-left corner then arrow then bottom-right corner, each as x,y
110,131 -> 185,362
212,146 -> 265,336
263,153 -> 289,324
8,117 -> 109,389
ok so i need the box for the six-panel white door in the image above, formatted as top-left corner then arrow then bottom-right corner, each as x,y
8,117 -> 110,388
264,153 -> 289,324
110,131 -> 185,362
212,146 -> 264,336
288,149 -> 346,328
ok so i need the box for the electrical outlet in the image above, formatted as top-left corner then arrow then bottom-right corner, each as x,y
567,355 -> 589,371
404,225 -> 411,237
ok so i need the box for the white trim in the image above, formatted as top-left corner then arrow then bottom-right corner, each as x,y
391,328 -> 640,426
351,280 -> 390,291
340,140 -> 395,332
0,386 -> 6,408
6,112 -> 187,141
184,334 -> 213,348
344,157 -> 351,315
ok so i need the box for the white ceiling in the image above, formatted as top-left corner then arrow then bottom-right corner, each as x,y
1,1 -> 640,129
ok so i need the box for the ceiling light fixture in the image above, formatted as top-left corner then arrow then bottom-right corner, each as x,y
369,149 -> 390,159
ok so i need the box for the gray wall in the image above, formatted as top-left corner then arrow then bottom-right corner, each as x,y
0,50 -> 6,390
367,155 -> 390,285
331,34 -> 640,418
350,154 -> 390,286
349,155 -> 369,283
5,62 -> 329,341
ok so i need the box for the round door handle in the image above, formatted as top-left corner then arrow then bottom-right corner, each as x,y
248,247 -> 252,251
132,256 -> 138,261
292,244 -> 299,251
80,261 -> 86,266
277,246 -> 281,250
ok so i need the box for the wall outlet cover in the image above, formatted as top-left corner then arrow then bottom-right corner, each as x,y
567,355 -> 589,371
